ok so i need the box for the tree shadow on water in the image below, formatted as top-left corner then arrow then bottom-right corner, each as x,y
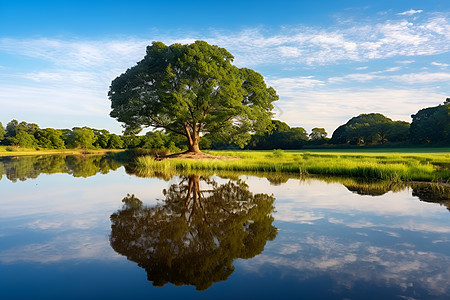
109,174 -> 277,290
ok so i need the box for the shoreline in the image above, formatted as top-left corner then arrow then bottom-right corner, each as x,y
0,148 -> 124,158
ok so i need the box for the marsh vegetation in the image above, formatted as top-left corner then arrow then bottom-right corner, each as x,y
135,149 -> 450,182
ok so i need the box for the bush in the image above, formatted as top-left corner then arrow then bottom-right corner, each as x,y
271,149 -> 285,158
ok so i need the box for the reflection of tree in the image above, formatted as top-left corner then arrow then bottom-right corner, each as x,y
110,175 -> 277,290
265,173 -> 291,186
0,160 -> 4,181
311,176 -> 407,197
0,155 -> 121,182
66,155 -> 121,177
411,183 -> 450,211
330,177 -> 450,210
343,180 -> 406,196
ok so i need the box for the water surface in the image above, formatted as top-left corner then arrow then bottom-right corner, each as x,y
0,155 -> 449,299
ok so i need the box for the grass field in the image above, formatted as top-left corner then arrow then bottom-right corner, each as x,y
135,149 -> 450,182
0,146 -> 122,157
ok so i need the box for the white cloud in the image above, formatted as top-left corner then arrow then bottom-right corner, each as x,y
397,9 -> 424,16
328,71 -> 450,85
1,14 -> 448,68
268,76 -> 325,89
266,84 -> 445,132
21,70 -> 102,85
0,38 -> 148,70
0,233 -> 120,263
419,18 -> 446,37
278,46 -> 302,57
178,14 -> 449,66
431,62 -> 450,67
376,66 -> 402,73
0,12 -> 449,133
328,73 -> 380,83
0,84 -> 105,115
391,72 -> 450,84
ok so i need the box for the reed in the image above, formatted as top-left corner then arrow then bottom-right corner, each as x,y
135,150 -> 450,182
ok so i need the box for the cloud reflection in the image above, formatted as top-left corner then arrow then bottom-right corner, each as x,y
0,233 -> 120,264
240,232 -> 450,295
243,176 -> 450,235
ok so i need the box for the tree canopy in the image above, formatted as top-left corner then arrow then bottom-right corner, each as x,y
246,120 -> 310,149
109,40 -> 278,153
0,122 -> 5,141
330,113 -> 410,145
309,127 -> 327,141
410,99 -> 450,145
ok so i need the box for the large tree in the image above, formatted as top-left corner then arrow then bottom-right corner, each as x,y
109,41 -> 278,153
410,99 -> 450,145
330,113 -> 410,145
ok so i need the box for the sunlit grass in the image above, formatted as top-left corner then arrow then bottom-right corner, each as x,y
0,146 -> 122,157
135,149 -> 450,182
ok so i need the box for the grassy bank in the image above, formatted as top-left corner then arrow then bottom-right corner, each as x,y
135,149 -> 450,182
0,146 -> 123,157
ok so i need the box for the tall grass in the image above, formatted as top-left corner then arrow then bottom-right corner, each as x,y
135,150 -> 450,182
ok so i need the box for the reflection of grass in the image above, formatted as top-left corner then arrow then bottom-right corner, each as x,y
136,149 -> 450,182
316,176 -> 407,196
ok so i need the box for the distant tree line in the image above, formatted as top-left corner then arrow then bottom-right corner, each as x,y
245,99 -> 449,149
1,99 -> 448,151
0,120 -> 187,152
329,99 -> 449,147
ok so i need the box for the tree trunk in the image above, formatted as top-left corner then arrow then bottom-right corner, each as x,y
184,123 -> 202,153
188,138 -> 201,153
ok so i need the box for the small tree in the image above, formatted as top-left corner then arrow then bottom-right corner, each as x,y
109,41 -> 278,154
107,134 -> 124,149
5,120 -> 19,137
67,127 -> 97,149
0,122 -> 5,143
93,129 -> 111,149
35,128 -> 65,149
7,130 -> 38,148
309,128 -> 327,140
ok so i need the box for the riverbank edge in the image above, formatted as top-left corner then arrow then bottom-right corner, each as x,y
0,148 -> 124,157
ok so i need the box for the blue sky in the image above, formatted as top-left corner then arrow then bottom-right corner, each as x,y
1,0 -> 449,135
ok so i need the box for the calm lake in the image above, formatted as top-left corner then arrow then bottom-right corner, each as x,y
1,155 -> 449,299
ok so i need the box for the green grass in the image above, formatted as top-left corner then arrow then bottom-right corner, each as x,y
135,149 -> 450,182
0,146 -> 123,157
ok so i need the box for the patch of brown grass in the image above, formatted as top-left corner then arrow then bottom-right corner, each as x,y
155,151 -> 238,161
